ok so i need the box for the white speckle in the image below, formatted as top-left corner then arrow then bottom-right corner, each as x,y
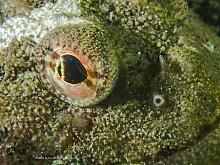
159,55 -> 165,69
0,0 -> 89,49
177,36 -> 185,46
153,95 -> 165,107
202,41 -> 215,53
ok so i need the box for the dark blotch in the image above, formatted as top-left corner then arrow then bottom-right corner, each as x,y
155,98 -> 162,104
0,64 -> 5,81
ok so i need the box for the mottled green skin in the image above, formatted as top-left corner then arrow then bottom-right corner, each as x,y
189,0 -> 220,36
0,11 -> 3,25
0,0 -> 220,164
0,0 -> 57,19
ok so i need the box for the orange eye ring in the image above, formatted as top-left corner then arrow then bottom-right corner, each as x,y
46,46 -> 97,98
38,24 -> 119,107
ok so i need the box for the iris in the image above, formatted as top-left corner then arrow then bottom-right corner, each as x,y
38,24 -> 119,106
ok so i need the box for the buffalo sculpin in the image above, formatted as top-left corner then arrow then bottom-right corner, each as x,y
0,0 -> 220,164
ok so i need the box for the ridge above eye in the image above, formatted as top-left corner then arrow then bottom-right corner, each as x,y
38,24 -> 119,107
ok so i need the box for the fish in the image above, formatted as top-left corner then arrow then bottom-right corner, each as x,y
0,0 -> 219,164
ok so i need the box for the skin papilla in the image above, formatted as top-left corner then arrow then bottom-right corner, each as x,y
0,0 -> 220,164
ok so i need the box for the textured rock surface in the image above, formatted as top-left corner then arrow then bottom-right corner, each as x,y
0,0 -> 219,164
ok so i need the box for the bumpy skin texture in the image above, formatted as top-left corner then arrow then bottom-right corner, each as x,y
0,0 -> 57,20
189,0 -> 220,36
0,0 -> 220,164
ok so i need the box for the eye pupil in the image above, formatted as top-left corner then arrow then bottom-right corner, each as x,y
155,98 -> 161,104
58,54 -> 87,84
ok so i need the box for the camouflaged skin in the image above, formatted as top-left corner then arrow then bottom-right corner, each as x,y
0,0 -> 58,19
189,0 -> 220,36
0,0 -> 220,164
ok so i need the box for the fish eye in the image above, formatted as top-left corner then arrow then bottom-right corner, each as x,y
38,24 -> 119,107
